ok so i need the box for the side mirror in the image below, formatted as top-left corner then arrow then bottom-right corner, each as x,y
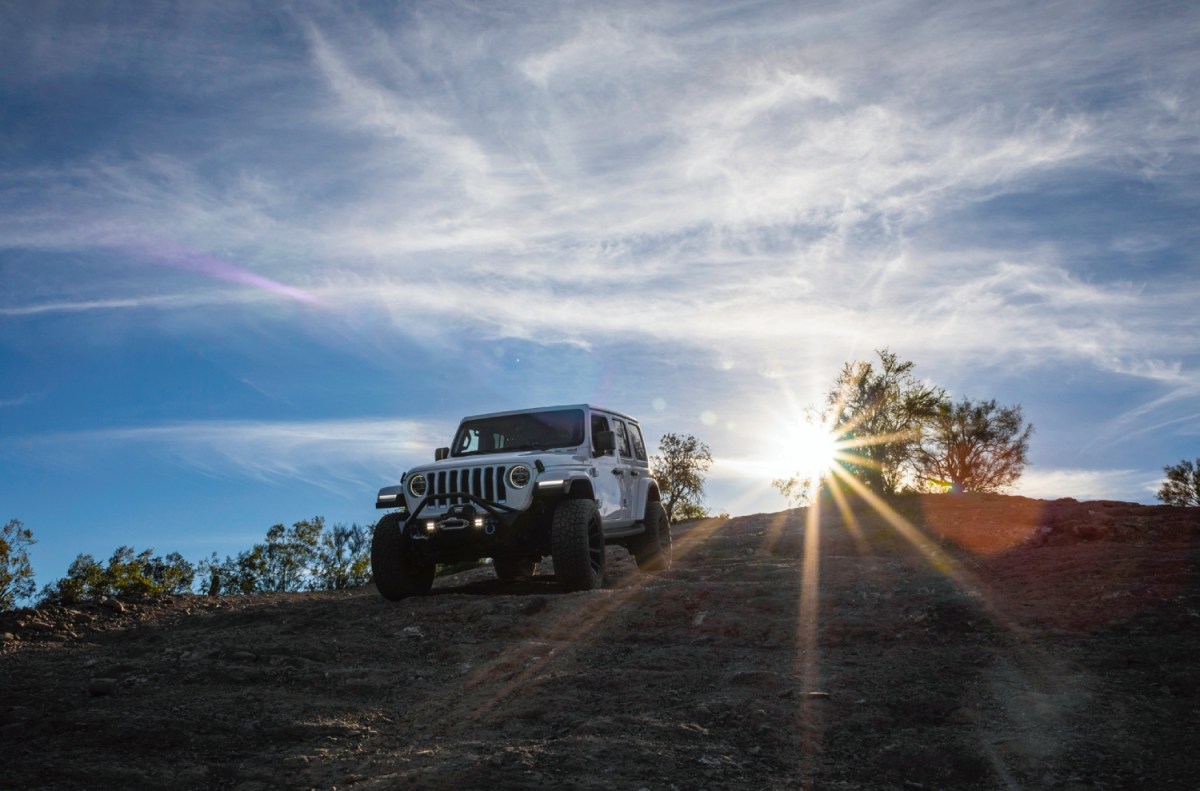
593,430 -> 616,456
435,447 -> 450,461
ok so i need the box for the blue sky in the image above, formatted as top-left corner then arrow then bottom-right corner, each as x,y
2,1 -> 1198,591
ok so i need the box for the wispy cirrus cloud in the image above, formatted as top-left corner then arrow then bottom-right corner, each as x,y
12,418 -> 448,497
2,1 -> 1198,512
0,393 -> 33,408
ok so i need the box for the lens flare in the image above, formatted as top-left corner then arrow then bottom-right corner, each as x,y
126,241 -> 319,304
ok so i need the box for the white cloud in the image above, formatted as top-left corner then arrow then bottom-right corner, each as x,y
1013,468 -> 1160,503
3,1 -> 1199,503
0,293 -> 247,317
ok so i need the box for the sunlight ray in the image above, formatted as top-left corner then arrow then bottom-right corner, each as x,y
454,515 -> 727,723
816,468 -> 1108,783
823,477 -> 873,556
455,571 -> 661,723
795,494 -> 825,785
824,465 -> 1034,640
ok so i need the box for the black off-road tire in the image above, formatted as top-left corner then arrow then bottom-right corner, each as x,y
551,499 -> 606,592
370,513 -> 435,601
631,500 -> 672,571
493,556 -> 537,582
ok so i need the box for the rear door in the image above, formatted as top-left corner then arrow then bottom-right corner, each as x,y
624,419 -> 651,519
610,417 -> 639,525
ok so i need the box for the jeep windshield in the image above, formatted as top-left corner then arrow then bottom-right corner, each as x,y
451,408 -> 586,457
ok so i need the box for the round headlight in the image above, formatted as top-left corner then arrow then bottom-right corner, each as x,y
508,465 -> 531,488
408,473 -> 427,498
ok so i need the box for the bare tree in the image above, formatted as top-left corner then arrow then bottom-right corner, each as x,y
914,398 -> 1033,493
1157,458 -> 1200,507
651,433 -> 713,521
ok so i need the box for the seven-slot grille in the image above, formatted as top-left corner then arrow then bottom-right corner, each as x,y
427,466 -> 508,508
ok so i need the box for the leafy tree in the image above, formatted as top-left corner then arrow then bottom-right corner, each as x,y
196,552 -> 224,596
199,547 -> 269,596
40,546 -> 195,604
263,517 -> 323,592
913,398 -> 1033,493
1,519 -> 37,611
100,546 -> 159,597
311,522 -> 371,590
144,552 -> 196,594
825,349 -> 943,494
651,433 -> 713,521
1157,457 -> 1200,507
201,516 -> 326,595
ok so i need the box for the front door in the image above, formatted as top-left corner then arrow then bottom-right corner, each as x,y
590,413 -> 633,527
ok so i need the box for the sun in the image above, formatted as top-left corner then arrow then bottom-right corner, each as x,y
768,419 -> 841,486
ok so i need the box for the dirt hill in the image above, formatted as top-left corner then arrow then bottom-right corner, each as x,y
3,494 -> 1199,790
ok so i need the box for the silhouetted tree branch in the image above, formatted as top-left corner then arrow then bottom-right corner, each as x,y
913,398 -> 1033,493
1157,458 -> 1200,507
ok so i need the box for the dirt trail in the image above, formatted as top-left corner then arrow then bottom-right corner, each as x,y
2,495 -> 1198,790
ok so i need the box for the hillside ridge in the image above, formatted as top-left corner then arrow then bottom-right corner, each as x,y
3,494 -> 1198,789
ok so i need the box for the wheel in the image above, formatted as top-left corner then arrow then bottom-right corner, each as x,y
551,499 -> 606,592
493,556 -> 537,582
370,513 -> 435,601
631,500 -> 673,571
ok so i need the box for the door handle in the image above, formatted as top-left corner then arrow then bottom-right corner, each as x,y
612,469 -> 624,476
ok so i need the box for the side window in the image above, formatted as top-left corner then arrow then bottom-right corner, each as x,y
458,428 -> 481,454
591,414 -> 611,454
613,419 -> 633,458
628,423 -> 647,461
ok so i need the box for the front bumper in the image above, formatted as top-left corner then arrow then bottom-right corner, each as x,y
399,493 -> 551,563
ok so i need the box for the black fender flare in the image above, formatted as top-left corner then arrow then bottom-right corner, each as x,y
565,477 -> 596,501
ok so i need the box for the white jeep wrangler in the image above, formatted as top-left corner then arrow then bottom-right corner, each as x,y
370,404 -> 672,600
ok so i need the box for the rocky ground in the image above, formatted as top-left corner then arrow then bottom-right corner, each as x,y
3,494 -> 1199,790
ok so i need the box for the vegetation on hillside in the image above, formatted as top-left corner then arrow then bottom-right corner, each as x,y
775,349 -> 1035,504
9,517 -> 373,611
1,519 -> 37,610
1157,457 -> 1200,507
7,356 -> 1196,613
651,432 -> 714,521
